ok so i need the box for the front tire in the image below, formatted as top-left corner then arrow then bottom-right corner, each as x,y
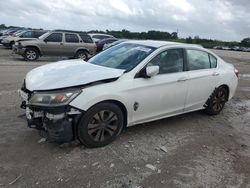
75,50 -> 88,61
205,86 -> 228,115
77,103 -> 124,148
24,47 -> 39,61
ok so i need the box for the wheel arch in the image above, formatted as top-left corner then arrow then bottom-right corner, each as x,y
87,99 -> 128,130
219,84 -> 230,101
75,48 -> 90,55
9,40 -> 14,45
25,45 -> 41,56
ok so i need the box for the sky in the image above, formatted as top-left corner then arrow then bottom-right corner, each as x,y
0,0 -> 249,41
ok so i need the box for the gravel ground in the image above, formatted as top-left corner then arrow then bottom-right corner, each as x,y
0,46 -> 249,188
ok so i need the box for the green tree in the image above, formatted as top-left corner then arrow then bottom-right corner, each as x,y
241,38 -> 250,47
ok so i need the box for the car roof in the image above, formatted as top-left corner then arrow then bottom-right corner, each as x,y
53,29 -> 87,34
88,33 -> 113,37
124,40 -> 204,49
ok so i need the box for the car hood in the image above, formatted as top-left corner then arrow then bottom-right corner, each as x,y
25,59 -> 125,91
17,38 -> 38,43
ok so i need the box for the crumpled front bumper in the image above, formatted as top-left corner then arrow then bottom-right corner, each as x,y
13,45 -> 26,55
18,89 -> 82,143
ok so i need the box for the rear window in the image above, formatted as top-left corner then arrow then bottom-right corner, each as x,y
65,33 -> 79,43
79,34 -> 93,43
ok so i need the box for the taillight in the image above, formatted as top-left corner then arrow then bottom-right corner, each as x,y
234,69 -> 239,78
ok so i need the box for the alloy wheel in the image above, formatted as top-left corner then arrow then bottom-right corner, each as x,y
26,50 -> 37,60
78,53 -> 87,60
212,90 -> 226,112
87,110 -> 119,142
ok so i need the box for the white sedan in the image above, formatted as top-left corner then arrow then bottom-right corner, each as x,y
19,40 -> 239,147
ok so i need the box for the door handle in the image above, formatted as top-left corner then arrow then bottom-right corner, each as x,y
60,42 -> 64,45
177,77 -> 188,82
212,72 -> 219,76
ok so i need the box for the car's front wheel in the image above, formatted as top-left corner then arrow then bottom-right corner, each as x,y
205,86 -> 228,115
24,47 -> 39,61
78,102 -> 124,147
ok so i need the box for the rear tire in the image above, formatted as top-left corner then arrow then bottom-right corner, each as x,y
24,47 -> 39,61
204,86 -> 228,115
77,102 -> 124,148
75,50 -> 88,61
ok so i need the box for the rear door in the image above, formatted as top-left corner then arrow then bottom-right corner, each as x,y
63,33 -> 80,56
79,34 -> 95,55
184,49 -> 219,111
40,33 -> 63,55
132,48 -> 188,124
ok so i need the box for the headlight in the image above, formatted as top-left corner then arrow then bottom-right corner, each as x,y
29,90 -> 81,106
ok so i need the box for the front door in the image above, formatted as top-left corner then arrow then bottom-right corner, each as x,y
41,33 -> 63,56
132,48 -> 188,124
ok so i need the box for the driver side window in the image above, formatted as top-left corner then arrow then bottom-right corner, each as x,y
147,49 -> 184,74
45,33 -> 62,42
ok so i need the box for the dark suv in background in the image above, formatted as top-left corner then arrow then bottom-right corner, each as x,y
13,30 -> 96,61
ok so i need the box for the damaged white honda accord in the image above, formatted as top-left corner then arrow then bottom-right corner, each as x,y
19,40 -> 239,147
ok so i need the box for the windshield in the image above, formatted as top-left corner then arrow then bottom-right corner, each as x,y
89,43 -> 155,72
38,31 -> 51,39
16,30 -> 26,36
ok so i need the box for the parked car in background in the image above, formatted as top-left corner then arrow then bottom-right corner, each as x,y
13,30 -> 96,61
2,30 -> 47,49
96,38 -> 118,52
213,45 -> 230,50
103,39 -> 128,50
242,47 -> 250,52
0,28 -> 25,43
0,29 -> 8,36
19,40 -> 238,147
88,33 -> 115,42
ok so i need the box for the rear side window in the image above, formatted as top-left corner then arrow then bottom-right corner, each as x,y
209,54 -> 217,68
65,33 -> 79,43
45,33 -> 62,42
187,50 -> 210,70
79,34 -> 93,43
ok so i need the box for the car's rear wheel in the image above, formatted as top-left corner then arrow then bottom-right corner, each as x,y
75,50 -> 88,61
77,102 -> 124,148
205,86 -> 228,115
24,47 -> 39,61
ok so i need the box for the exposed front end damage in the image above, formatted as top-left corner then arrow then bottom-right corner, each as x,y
26,105 -> 82,142
18,59 -> 124,143
18,85 -> 83,143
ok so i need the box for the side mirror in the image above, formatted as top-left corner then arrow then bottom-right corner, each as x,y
44,39 -> 48,43
146,66 -> 159,77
